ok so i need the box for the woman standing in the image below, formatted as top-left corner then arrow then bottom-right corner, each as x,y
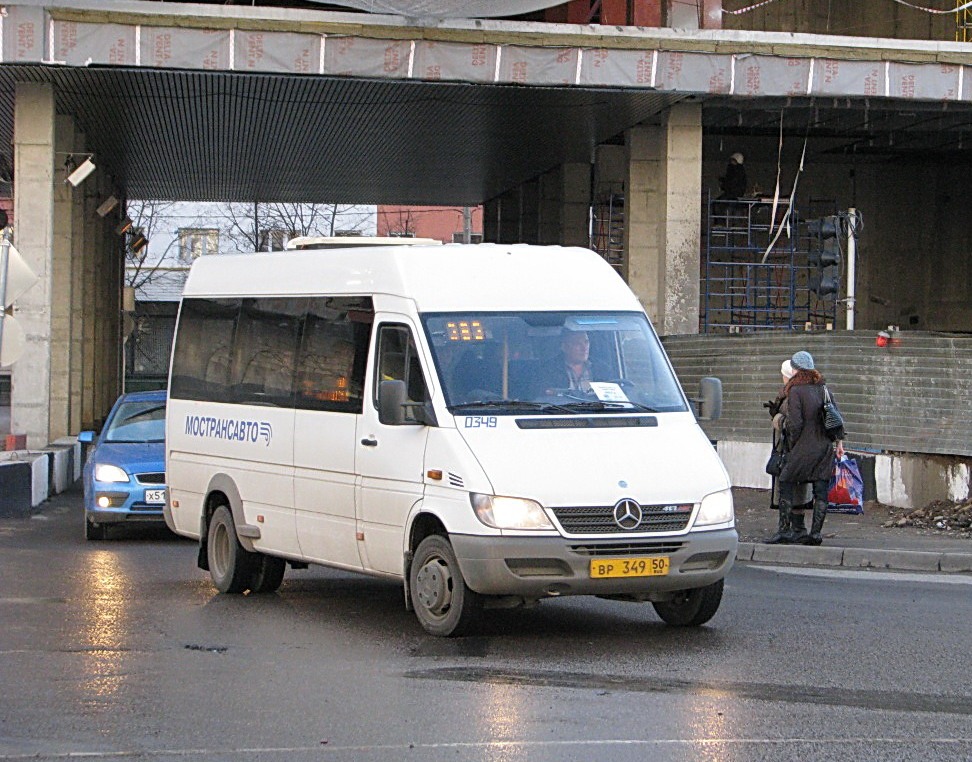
766,350 -> 838,546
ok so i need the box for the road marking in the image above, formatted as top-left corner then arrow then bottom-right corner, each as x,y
749,564 -> 972,585
2,738 -> 972,758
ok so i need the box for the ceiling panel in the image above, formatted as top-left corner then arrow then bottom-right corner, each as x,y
0,65 -> 682,204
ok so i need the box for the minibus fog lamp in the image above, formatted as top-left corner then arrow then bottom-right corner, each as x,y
97,496 -> 112,509
470,493 -> 553,530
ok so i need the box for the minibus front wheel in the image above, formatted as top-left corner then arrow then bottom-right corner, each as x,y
652,579 -> 724,627
409,535 -> 482,637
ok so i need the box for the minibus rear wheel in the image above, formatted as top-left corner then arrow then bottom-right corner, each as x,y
250,555 -> 286,594
207,505 -> 255,594
652,579 -> 724,627
410,534 -> 482,637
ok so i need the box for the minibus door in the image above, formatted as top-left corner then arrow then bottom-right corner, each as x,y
356,321 -> 430,576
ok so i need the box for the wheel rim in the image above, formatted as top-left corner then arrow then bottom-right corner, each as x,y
210,518 -> 229,578
414,555 -> 453,620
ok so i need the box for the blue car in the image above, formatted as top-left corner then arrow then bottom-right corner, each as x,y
79,390 -> 167,540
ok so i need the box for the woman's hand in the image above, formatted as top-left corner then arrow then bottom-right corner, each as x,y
835,440 -> 845,458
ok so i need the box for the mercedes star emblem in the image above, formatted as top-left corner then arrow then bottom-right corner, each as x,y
613,498 -> 643,530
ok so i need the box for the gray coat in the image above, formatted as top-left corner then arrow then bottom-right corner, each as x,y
779,381 -> 835,484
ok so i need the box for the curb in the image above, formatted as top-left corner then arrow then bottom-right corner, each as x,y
737,541 -> 972,575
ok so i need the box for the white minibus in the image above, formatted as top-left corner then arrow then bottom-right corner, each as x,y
164,244 -> 736,636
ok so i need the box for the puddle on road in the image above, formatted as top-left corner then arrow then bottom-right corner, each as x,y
405,666 -> 972,716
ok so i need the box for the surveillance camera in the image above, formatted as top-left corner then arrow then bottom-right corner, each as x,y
96,195 -> 119,217
66,157 -> 96,187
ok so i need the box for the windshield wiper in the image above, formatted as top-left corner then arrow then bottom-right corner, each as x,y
558,397 -> 659,413
450,399 -> 577,414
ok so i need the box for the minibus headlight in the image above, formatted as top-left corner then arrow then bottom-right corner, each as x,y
470,493 -> 554,530
694,489 -> 734,528
94,464 -> 129,483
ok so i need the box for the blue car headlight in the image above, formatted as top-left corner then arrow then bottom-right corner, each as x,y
94,464 -> 129,483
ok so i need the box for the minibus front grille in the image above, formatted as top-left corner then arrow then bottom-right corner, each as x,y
552,505 -> 692,534
569,541 -> 685,557
135,472 -> 165,485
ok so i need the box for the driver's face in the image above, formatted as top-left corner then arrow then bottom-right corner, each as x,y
562,332 -> 590,364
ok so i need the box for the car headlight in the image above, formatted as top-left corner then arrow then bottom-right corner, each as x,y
94,464 -> 130,483
470,493 -> 554,530
694,489 -> 734,527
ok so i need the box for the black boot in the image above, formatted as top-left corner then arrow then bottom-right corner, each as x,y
764,499 -> 793,544
790,510 -> 809,545
807,498 -> 827,546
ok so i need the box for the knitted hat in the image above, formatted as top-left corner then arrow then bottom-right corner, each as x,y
780,360 -> 795,380
730,152 -> 744,164
791,350 -> 815,371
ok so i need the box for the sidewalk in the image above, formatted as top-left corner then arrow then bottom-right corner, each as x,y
732,488 -> 972,574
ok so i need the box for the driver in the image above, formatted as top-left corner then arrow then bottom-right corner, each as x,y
545,329 -> 593,393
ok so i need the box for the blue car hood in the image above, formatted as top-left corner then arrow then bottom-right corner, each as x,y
94,441 -> 165,475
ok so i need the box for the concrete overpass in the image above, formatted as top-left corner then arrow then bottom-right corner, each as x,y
4,0 -> 972,449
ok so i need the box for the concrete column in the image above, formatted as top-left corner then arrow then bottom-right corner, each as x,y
49,115 -> 76,441
537,168 -> 561,245
624,102 -> 702,335
560,162 -> 591,247
68,130 -> 89,434
496,189 -> 520,245
10,83 -> 55,449
519,179 -> 540,245
95,202 -> 117,424
81,189 -> 97,428
483,197 -> 499,243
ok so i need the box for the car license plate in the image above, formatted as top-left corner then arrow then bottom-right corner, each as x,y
590,557 -> 669,579
144,489 -> 166,505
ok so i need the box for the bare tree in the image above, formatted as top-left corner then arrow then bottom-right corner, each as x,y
221,201 -> 373,251
124,199 -> 181,291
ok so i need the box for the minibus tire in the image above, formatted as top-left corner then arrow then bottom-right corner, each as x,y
207,505 -> 255,594
249,555 -> 286,594
652,579 -> 724,627
409,535 -> 482,637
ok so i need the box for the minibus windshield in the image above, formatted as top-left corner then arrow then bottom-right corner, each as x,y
422,312 -> 688,414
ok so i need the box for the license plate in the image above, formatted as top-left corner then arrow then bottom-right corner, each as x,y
590,556 -> 669,579
144,489 -> 166,505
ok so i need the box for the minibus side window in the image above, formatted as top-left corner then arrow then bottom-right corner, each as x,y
228,298 -> 303,407
374,324 -> 429,423
295,297 -> 374,413
170,298 -> 241,401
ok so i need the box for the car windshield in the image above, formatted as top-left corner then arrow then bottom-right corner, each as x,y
422,312 -> 688,414
103,401 -> 167,443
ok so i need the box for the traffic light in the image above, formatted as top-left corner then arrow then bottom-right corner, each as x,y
807,216 -> 841,297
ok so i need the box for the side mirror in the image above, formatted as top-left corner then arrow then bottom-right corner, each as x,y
696,377 -> 722,421
78,430 -> 95,444
378,380 -> 407,426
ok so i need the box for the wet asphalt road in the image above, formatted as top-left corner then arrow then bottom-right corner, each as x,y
2,489 -> 972,761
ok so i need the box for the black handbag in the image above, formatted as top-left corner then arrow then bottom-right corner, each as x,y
765,448 -> 785,476
822,386 -> 845,441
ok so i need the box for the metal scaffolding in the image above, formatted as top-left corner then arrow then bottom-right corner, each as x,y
702,195 -> 838,333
